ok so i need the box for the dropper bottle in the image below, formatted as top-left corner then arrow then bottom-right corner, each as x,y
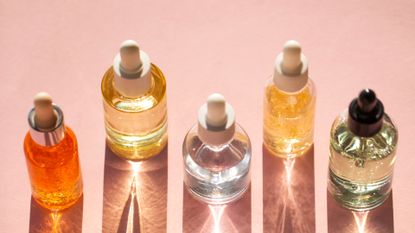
328,89 -> 398,211
24,92 -> 83,210
263,40 -> 316,157
183,93 -> 251,204
101,40 -> 168,160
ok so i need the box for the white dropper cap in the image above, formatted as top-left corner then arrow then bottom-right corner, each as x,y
113,40 -> 152,98
198,93 -> 236,146
273,40 -> 309,92
29,92 -> 65,146
33,92 -> 57,130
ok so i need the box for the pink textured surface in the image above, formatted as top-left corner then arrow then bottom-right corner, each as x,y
1,1 -> 415,232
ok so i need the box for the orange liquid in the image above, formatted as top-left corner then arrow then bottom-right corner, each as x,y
24,126 -> 83,210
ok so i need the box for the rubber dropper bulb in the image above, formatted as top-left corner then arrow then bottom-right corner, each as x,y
357,89 -> 377,112
33,92 -> 57,130
206,93 -> 227,127
119,40 -> 142,73
281,40 -> 302,75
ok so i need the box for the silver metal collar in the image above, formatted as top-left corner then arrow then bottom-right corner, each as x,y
28,105 -> 65,146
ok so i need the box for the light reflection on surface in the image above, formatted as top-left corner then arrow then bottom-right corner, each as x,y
209,205 -> 226,233
183,185 -> 251,233
327,191 -> 394,233
129,161 -> 142,173
284,158 -> 296,197
121,176 -> 141,233
102,144 -> 167,233
353,211 -> 369,233
29,195 -> 83,233
50,211 -> 62,233
263,145 -> 315,233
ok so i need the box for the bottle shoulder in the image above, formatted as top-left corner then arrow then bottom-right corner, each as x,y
330,111 -> 398,160
183,124 -> 251,172
264,78 -> 315,115
24,126 -> 78,168
101,63 -> 167,112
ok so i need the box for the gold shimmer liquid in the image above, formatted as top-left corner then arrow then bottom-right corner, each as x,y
264,80 -> 315,157
263,40 -> 316,158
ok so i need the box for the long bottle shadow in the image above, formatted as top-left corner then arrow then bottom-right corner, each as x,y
29,195 -> 84,233
183,184 -> 252,233
263,145 -> 316,233
102,143 -> 168,233
327,190 -> 394,233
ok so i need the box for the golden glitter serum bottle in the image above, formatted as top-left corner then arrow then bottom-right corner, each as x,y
101,40 -> 167,160
24,92 -> 83,210
263,40 -> 316,158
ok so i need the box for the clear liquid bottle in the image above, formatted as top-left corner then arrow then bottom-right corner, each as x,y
101,40 -> 167,160
263,40 -> 316,158
328,89 -> 398,211
24,92 -> 83,210
183,93 -> 251,204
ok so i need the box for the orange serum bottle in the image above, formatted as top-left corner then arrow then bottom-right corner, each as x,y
24,92 -> 83,210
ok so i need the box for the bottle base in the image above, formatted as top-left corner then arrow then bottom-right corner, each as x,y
186,182 -> 249,205
32,182 -> 83,211
106,123 -> 167,161
328,169 -> 392,211
263,139 -> 313,158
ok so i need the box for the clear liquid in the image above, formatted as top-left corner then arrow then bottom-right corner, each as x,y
263,79 -> 315,158
183,124 -> 251,205
328,111 -> 398,211
101,64 -> 167,160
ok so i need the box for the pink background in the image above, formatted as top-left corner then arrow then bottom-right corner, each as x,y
1,0 -> 415,232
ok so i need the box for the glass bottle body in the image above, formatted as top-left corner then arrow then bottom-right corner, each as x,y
24,126 -> 83,210
263,78 -> 316,158
183,124 -> 251,205
101,64 -> 167,160
328,111 -> 398,211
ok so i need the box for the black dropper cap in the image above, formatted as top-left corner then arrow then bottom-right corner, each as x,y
348,89 -> 384,137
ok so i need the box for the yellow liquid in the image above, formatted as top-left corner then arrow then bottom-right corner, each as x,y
263,79 -> 315,157
328,112 -> 397,210
101,64 -> 167,160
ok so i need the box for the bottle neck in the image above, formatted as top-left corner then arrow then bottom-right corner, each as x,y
273,52 -> 309,92
197,103 -> 236,146
28,105 -> 65,146
348,99 -> 384,137
113,50 -> 152,98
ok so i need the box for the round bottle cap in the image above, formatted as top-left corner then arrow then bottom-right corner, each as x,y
113,40 -> 152,98
348,89 -> 384,137
198,93 -> 236,146
273,40 -> 309,92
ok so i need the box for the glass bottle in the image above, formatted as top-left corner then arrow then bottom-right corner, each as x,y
328,89 -> 398,211
183,93 -> 251,205
101,40 -> 167,160
24,92 -> 83,210
263,40 -> 316,158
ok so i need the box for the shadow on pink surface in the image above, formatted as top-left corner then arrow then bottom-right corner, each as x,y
263,145 -> 316,233
182,185 -> 251,233
102,143 -> 168,233
327,191 -> 394,233
29,195 -> 83,233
